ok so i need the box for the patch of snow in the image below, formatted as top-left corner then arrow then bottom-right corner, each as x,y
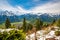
55,36 -> 60,40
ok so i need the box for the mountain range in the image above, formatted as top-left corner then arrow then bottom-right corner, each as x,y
0,10 -> 60,24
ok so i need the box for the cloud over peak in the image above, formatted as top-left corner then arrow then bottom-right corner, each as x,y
30,1 -> 60,14
0,0 -> 60,15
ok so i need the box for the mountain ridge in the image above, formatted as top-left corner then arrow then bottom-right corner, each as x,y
0,10 -> 60,24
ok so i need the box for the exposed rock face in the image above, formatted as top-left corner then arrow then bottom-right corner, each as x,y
46,38 -> 56,40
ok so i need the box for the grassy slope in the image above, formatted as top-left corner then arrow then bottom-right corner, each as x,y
0,21 -> 28,28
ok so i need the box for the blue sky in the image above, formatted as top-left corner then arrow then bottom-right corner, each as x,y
0,0 -> 60,14
7,0 -> 52,10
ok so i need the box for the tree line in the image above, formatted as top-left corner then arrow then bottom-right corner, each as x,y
5,18 -> 60,32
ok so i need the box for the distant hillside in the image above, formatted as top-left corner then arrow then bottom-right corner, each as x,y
0,10 -> 60,24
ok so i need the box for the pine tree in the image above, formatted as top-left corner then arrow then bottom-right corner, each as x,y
35,18 -> 43,30
27,23 -> 33,30
56,18 -> 60,27
22,17 -> 27,32
51,19 -> 56,25
5,18 -> 11,28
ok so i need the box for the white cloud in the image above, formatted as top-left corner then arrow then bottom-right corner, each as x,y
0,0 -> 16,11
0,0 -> 60,15
17,6 -> 29,13
30,1 -> 60,14
0,0 -> 29,15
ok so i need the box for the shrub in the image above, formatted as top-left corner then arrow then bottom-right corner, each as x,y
55,31 -> 60,36
0,30 -> 26,40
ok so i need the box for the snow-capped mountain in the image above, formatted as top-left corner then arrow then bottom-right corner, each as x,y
0,10 -> 60,24
0,10 -> 60,16
0,10 -> 15,16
